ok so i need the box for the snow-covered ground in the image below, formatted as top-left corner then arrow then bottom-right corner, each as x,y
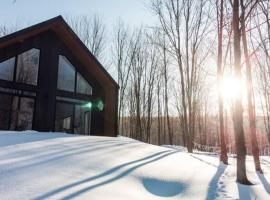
0,131 -> 270,200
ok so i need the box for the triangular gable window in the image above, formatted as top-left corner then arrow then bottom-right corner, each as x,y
57,55 -> 92,95
77,73 -> 92,95
0,48 -> 40,85
0,57 -> 15,81
57,56 -> 76,92
16,48 -> 40,85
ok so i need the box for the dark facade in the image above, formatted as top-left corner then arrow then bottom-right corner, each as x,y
0,16 -> 118,137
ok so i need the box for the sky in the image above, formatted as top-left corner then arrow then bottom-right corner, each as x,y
0,0 -> 157,80
0,0 -> 155,30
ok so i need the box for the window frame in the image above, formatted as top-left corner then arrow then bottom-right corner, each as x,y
0,48 -> 41,86
57,55 -> 77,93
56,55 -> 93,95
0,48 -> 40,131
0,91 -> 36,131
54,97 -> 92,135
54,55 -> 96,135
76,72 -> 93,95
15,48 -> 41,86
0,57 -> 15,82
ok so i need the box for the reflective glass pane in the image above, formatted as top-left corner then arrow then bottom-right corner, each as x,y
57,56 -> 75,92
74,105 -> 91,135
10,97 -> 35,131
0,57 -> 15,81
76,73 -> 92,95
0,94 -> 12,130
16,49 -> 40,85
55,102 -> 74,133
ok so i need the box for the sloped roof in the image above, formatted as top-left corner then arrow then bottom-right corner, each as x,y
0,15 -> 118,88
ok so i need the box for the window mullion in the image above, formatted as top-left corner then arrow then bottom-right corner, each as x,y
75,70 -> 77,93
13,55 -> 18,82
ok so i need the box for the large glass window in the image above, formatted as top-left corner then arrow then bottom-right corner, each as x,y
0,48 -> 40,85
0,94 -> 12,129
57,55 -> 93,95
0,57 -> 15,81
55,102 -> 74,133
0,49 -> 38,131
16,49 -> 40,85
9,97 -> 35,130
74,105 -> 91,135
0,93 -> 35,131
56,55 -> 94,135
55,98 -> 92,135
77,73 -> 92,95
57,56 -> 76,92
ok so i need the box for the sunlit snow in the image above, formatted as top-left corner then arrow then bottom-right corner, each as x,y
0,131 -> 270,199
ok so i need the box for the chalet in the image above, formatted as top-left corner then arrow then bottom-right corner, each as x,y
0,16 -> 118,137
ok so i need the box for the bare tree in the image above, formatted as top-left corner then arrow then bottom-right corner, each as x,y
66,15 -> 106,61
119,27 -> 160,142
149,30 -> 174,145
239,0 -> 263,173
0,25 -> 18,37
150,0 -> 212,152
112,21 -> 133,135
216,0 -> 228,165
253,0 -> 270,146
232,0 -> 251,185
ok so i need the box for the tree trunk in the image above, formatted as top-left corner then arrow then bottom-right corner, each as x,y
217,0 -> 228,165
157,82 -> 161,145
232,0 -> 251,185
163,46 -> 173,145
240,3 -> 262,173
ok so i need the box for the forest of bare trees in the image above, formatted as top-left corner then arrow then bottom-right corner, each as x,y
110,0 -> 270,185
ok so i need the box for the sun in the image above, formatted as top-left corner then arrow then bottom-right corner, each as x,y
220,75 -> 243,102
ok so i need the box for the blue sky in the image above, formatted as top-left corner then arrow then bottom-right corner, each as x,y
0,0 -> 155,29
0,0 -> 156,81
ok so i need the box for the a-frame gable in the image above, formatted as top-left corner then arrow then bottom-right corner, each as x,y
0,16 -> 119,89
0,16 -> 118,137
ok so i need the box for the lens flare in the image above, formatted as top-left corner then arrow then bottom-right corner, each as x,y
83,102 -> 93,109
97,100 -> 104,111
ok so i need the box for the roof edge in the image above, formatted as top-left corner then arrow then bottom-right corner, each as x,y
58,17 -> 119,88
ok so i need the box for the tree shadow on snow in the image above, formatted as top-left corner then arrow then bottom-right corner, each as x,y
2,140 -> 138,174
34,150 -> 178,200
257,172 -> 270,195
237,183 -> 253,200
205,163 -> 228,200
0,131 -> 73,148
